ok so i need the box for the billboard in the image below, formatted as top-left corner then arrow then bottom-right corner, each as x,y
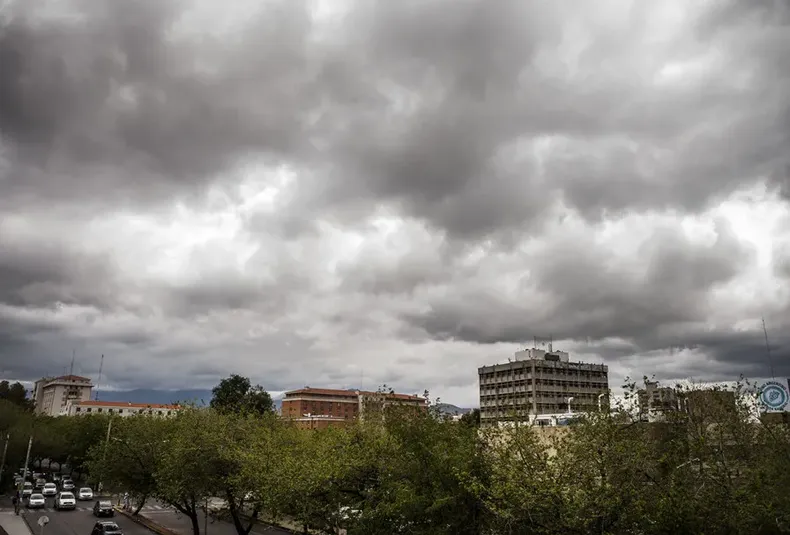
758,380 -> 790,412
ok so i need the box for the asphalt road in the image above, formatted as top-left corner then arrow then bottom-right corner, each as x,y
140,507 -> 293,535
0,497 -> 150,535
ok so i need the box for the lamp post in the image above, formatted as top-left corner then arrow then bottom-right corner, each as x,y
566,397 -> 574,415
0,433 -> 9,487
18,436 -> 33,495
598,393 -> 606,412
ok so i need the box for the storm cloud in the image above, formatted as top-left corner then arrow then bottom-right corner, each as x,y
1,0 -> 789,405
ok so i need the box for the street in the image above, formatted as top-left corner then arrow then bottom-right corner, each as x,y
135,505 -> 294,535
0,498 -> 152,535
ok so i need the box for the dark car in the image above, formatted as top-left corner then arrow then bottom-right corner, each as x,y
93,500 -> 115,517
91,521 -> 122,535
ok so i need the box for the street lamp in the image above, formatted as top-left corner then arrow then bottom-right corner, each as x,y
598,393 -> 607,412
566,397 -> 574,415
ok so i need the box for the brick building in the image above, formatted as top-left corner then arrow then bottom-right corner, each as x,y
281,387 -> 428,429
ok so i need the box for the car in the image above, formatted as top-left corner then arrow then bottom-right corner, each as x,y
55,491 -> 77,510
35,478 -> 46,489
53,473 -> 62,482
78,487 -> 94,501
22,482 -> 33,499
26,494 -> 46,509
62,479 -> 76,491
93,500 -> 115,518
42,483 -> 58,497
91,521 -> 122,535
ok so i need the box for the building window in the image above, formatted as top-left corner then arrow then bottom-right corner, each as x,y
98,408 -> 103,413
76,407 -> 81,413
87,408 -> 92,413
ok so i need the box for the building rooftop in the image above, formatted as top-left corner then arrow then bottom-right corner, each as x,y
284,387 -> 360,397
284,387 -> 425,402
74,400 -> 179,410
45,375 -> 93,383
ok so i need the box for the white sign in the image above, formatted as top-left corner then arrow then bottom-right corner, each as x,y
759,381 -> 790,412
38,516 -> 50,527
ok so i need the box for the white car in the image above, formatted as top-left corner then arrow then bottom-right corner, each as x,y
27,494 -> 46,509
42,483 -> 58,497
22,482 -> 33,498
78,487 -> 94,500
62,479 -> 75,491
56,491 -> 77,510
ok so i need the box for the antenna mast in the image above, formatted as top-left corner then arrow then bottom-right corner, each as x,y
69,349 -> 75,377
762,317 -> 776,380
95,354 -> 104,401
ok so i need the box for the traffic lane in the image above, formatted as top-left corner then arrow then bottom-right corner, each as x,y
139,509 -> 292,535
23,504 -> 152,535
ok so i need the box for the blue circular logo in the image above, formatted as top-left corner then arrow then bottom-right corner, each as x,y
760,382 -> 789,411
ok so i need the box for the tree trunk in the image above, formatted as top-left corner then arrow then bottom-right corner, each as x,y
133,495 -> 148,516
189,512 -> 201,535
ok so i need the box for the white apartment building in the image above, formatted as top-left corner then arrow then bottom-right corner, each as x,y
61,400 -> 180,417
33,375 -> 94,416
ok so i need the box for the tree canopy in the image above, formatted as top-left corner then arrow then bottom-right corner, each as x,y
210,374 -> 273,416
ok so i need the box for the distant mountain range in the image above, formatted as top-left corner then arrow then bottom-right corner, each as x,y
98,389 -> 284,409
98,389 -> 468,414
434,403 -> 472,416
98,389 -> 213,406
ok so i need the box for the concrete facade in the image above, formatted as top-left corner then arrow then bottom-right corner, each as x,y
33,375 -> 94,416
478,347 -> 609,426
61,399 -> 180,417
638,380 -> 680,421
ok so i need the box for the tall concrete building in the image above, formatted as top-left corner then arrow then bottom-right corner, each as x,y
478,347 -> 609,427
637,380 -> 680,421
33,375 -> 94,416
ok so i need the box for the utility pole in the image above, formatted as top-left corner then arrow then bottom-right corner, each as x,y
0,433 -> 9,487
96,354 -> 104,401
18,435 -> 33,494
69,349 -> 75,377
97,418 -> 113,493
762,317 -> 776,380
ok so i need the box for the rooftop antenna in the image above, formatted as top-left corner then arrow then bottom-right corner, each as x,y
762,317 -> 776,380
549,335 -> 553,353
95,354 -> 104,401
69,349 -> 75,377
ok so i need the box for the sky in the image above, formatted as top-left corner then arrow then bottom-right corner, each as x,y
0,0 -> 789,408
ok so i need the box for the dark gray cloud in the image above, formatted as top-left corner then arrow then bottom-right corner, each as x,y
0,229 -> 118,310
1,0 -> 789,404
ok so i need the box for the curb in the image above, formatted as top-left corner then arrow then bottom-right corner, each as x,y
19,510 -> 37,535
114,507 -> 181,535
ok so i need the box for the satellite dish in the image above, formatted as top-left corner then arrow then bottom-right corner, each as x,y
38,516 -> 50,527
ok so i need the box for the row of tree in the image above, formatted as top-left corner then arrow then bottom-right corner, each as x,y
2,376 -> 789,534
85,379 -> 790,535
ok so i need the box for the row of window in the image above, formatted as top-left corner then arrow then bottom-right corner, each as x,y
74,407 -> 174,416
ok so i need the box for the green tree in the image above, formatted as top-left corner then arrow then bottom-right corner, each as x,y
0,381 -> 33,411
86,414 -> 169,513
155,408 -> 224,535
210,375 -> 273,416
459,408 -> 480,428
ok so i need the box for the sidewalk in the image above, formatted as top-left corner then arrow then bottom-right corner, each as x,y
0,514 -> 33,535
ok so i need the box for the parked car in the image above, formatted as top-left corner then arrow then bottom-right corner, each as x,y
26,494 -> 46,509
91,521 -> 122,535
62,479 -> 76,491
42,483 -> 58,497
78,488 -> 94,501
93,500 -> 115,518
56,491 -> 77,510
